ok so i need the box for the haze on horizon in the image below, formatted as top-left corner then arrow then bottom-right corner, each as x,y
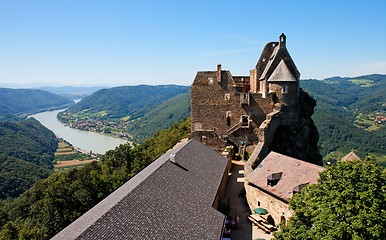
1,1 -> 385,88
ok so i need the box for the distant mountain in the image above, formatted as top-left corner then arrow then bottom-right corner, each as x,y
37,86 -> 106,100
0,88 -> 74,120
0,118 -> 57,198
301,74 -> 386,165
128,92 -> 190,142
61,85 -> 190,120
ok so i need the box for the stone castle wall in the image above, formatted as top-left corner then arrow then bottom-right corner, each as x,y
246,184 -> 292,226
190,69 -> 275,149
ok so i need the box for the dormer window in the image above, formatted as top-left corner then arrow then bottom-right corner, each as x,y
293,183 -> 309,194
267,172 -> 282,186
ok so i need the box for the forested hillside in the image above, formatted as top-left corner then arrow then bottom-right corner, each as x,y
300,74 -> 386,165
0,119 -> 190,239
60,85 -> 189,120
0,118 -> 57,199
127,92 -> 190,142
0,88 -> 73,121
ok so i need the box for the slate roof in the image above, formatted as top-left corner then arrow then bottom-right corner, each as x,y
258,34 -> 300,81
247,151 -> 324,202
52,139 -> 228,240
267,59 -> 297,82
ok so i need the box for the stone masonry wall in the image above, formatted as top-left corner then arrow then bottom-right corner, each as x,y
190,69 -> 274,149
246,184 -> 292,226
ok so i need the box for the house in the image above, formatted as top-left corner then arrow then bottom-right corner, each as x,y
52,139 -> 231,240
341,150 -> 362,162
246,151 -> 324,226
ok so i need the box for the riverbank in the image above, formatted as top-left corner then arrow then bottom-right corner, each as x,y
30,109 -> 128,154
54,139 -> 99,170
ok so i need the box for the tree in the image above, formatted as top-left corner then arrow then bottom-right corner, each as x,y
274,157 -> 386,240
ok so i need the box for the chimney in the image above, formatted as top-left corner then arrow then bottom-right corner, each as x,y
216,64 -> 222,83
170,153 -> 176,163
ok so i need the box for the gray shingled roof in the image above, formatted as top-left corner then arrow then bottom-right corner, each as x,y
52,139 -> 228,240
267,59 -> 297,82
258,36 -> 300,81
259,45 -> 280,80
247,151 -> 324,201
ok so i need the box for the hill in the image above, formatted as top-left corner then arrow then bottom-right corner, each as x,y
0,119 -> 190,239
0,118 -> 57,199
60,85 -> 190,120
300,74 -> 386,165
127,92 -> 190,142
37,86 -> 105,100
0,88 -> 74,121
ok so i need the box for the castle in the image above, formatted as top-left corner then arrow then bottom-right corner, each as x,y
190,33 -> 321,166
190,33 -> 324,226
53,34 -> 323,239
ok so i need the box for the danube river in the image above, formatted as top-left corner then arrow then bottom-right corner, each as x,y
29,109 -> 128,154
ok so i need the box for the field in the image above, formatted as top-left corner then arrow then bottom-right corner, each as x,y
54,139 -> 98,170
349,79 -> 375,87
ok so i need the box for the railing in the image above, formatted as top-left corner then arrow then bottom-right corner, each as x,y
227,122 -> 241,135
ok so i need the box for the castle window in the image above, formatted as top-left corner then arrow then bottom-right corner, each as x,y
224,93 -> 230,101
240,115 -> 249,127
282,85 -> 288,93
226,111 -> 231,126
240,92 -> 250,105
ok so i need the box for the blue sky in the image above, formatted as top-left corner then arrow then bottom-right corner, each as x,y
0,0 -> 385,87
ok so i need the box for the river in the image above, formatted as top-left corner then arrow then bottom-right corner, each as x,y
29,109 -> 128,154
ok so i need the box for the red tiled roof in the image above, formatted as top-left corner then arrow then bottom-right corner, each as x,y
341,150 -> 361,162
247,151 -> 324,201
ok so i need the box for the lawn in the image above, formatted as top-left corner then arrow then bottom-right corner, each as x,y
349,79 -> 375,87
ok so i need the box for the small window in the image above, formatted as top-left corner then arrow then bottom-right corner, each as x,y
208,77 -> 214,84
282,85 -> 288,93
240,92 -> 249,105
224,93 -> 230,101
226,111 -> 231,126
240,115 -> 249,127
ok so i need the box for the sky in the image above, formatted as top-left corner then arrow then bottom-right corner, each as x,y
0,0 -> 385,87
